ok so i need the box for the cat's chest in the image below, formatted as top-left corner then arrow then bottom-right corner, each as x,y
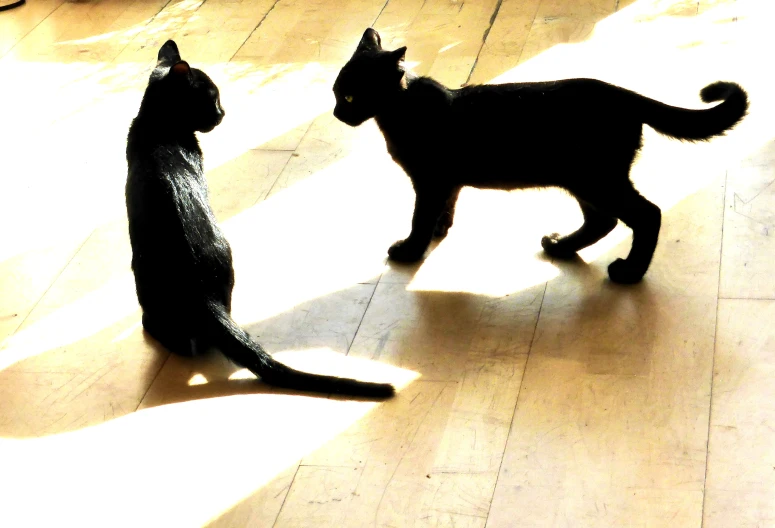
382,125 -> 446,165
174,148 -> 204,175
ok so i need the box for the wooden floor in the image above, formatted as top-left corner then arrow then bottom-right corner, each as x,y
1,0 -> 774,526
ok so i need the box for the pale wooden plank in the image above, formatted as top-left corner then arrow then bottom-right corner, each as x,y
0,382 -> 395,527
715,0 -> 775,302
616,0 -> 639,8
720,161 -> 775,299
465,0 -> 541,85
0,0 -> 64,58
206,149 -> 293,220
228,0 -> 390,153
3,0 -> 173,63
271,285 -> 542,526
207,466 -> 299,528
273,381 -> 471,527
517,0 -> 617,68
485,178 -> 725,526
0,238 -> 86,345
703,299 -> 775,527
536,0 -> 617,17
347,284 -> 541,380
169,0 -> 277,63
375,0 -> 500,86
0,220 -> 166,438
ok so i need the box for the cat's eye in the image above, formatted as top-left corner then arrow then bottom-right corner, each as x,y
345,95 -> 353,103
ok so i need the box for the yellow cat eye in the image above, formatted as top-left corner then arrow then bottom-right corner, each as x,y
345,95 -> 353,103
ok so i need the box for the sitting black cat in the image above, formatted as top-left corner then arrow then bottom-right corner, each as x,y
333,28 -> 748,284
126,40 -> 393,397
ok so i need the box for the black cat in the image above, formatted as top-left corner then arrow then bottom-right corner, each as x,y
333,28 -> 748,284
126,40 -> 393,397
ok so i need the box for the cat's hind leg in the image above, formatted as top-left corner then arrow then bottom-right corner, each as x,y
583,187 -> 662,284
433,187 -> 462,239
541,199 -> 618,258
142,312 -> 199,356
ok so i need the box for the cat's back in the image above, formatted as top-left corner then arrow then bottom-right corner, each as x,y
452,78 -> 616,117
125,120 -> 215,254
127,119 -> 203,178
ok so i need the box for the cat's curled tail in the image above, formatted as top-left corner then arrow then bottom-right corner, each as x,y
204,302 -> 395,398
636,81 -> 748,141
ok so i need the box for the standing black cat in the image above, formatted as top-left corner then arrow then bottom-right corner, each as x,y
126,40 -> 393,397
333,28 -> 748,284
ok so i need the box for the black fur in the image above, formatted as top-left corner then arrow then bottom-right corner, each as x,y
333,28 -> 749,284
126,40 -> 394,398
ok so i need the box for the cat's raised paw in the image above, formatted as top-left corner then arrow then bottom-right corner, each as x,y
607,258 -> 646,284
541,233 -> 578,259
388,239 -> 426,263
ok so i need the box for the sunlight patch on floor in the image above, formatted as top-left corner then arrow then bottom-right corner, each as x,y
0,383 -> 411,527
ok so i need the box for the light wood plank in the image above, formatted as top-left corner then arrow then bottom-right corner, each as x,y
0,238 -> 85,344
273,379 -> 512,528
0,220 -> 165,438
272,285 -> 542,526
469,0 -> 616,85
0,0 -> 64,58
465,0 -> 541,85
720,158 -> 775,299
206,149 -> 293,220
207,465 -> 299,528
704,299 -> 775,527
487,175 -> 724,526
3,0 -> 174,63
226,0 -> 389,153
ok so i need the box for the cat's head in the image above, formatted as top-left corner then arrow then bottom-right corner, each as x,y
332,28 -> 407,127
144,40 -> 225,133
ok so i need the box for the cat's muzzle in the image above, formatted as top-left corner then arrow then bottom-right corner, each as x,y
199,110 -> 225,133
333,106 -> 367,127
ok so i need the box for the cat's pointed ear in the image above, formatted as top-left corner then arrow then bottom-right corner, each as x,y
389,46 -> 407,64
169,61 -> 192,80
157,40 -> 181,66
356,28 -> 382,53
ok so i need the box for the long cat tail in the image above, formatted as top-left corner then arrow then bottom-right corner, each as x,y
637,81 -> 748,141
204,302 -> 395,398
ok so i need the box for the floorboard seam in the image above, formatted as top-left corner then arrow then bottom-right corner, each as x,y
229,0 -> 282,62
700,168 -> 729,527
481,278 -> 549,524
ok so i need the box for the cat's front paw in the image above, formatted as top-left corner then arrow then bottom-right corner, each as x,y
541,233 -> 578,259
388,239 -> 426,263
607,258 -> 646,284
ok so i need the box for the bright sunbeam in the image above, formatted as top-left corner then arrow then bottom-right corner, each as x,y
0,386 -> 416,527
